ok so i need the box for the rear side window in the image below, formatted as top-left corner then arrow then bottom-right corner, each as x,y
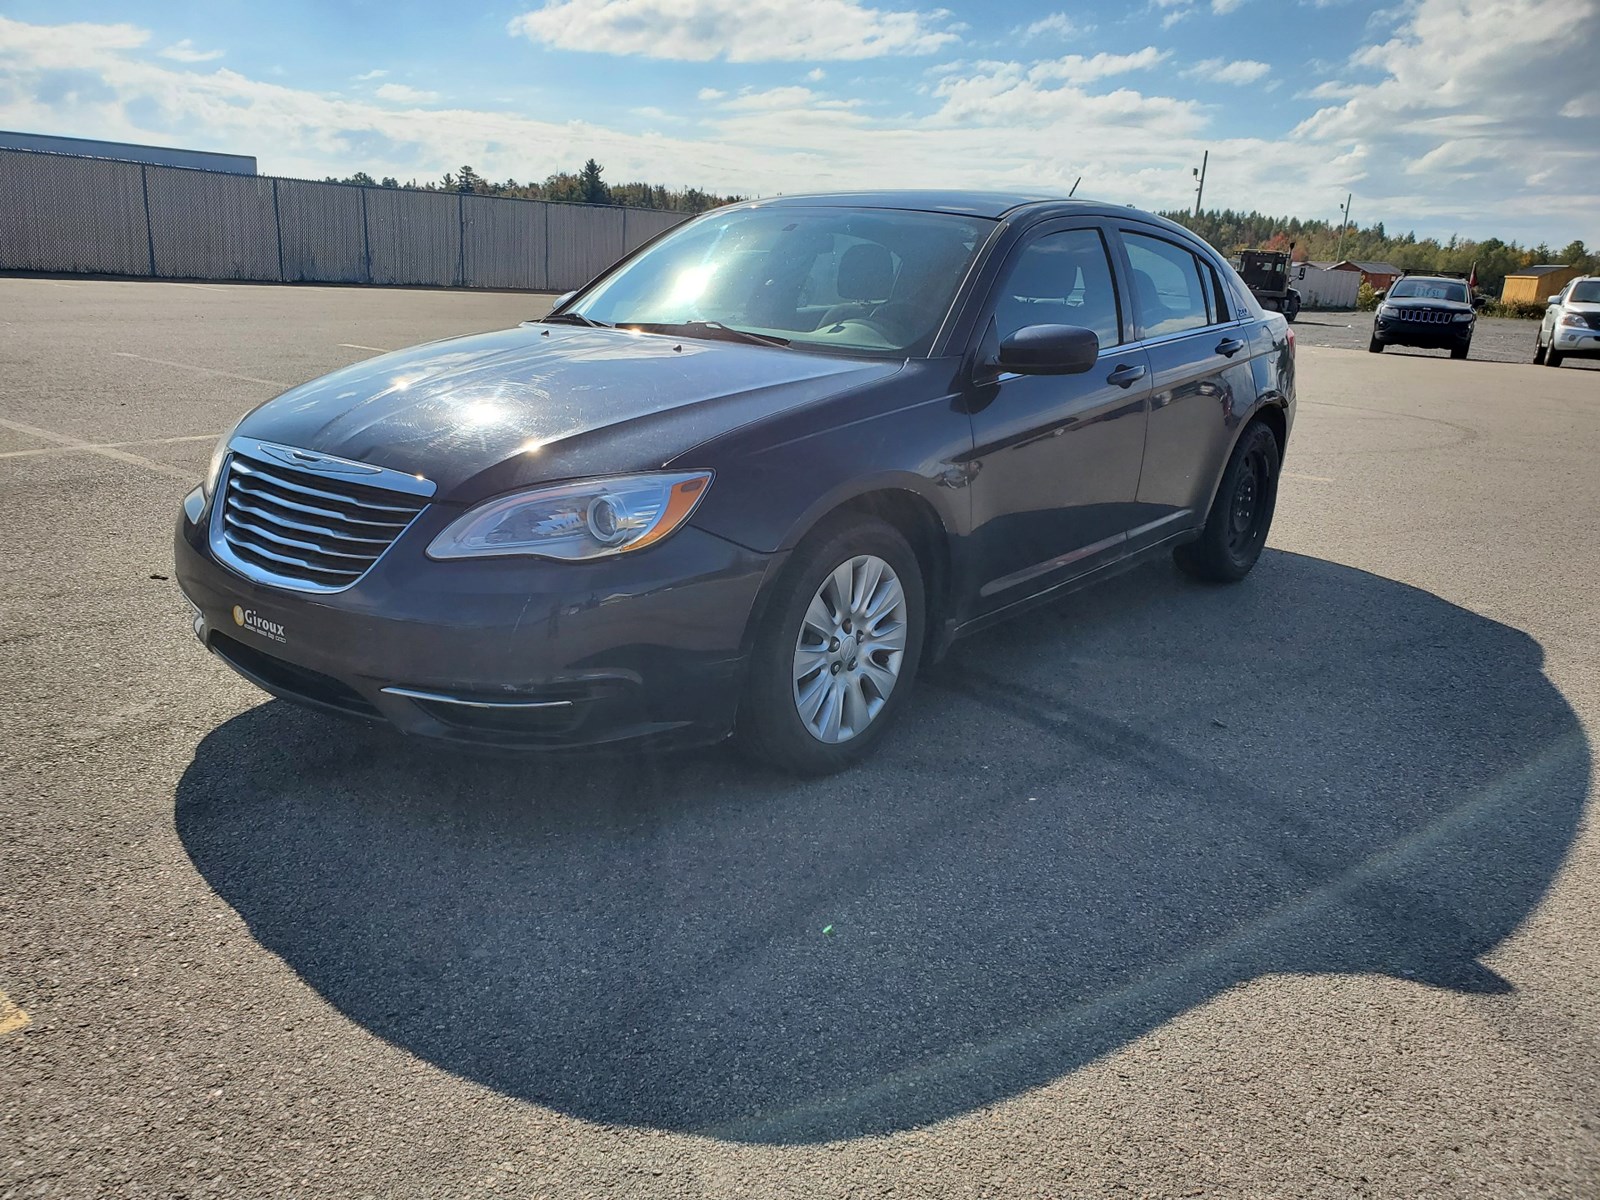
992,228 -> 1121,348
1123,232 -> 1213,338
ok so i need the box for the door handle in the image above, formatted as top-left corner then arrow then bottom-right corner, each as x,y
1216,337 -> 1247,357
1106,363 -> 1147,388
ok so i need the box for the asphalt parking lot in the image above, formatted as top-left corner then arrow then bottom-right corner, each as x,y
1292,310 -> 1600,368
3,278 -> 1598,1198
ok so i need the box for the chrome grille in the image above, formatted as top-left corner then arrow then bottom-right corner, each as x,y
1397,308 -> 1454,325
212,440 -> 433,593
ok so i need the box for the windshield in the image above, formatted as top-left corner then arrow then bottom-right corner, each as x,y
1569,280 -> 1600,304
565,206 -> 992,357
1388,278 -> 1468,303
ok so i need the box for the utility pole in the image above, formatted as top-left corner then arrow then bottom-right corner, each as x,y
1336,193 -> 1353,261
1192,151 -> 1208,218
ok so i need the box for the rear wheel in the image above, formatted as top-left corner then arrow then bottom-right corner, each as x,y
1533,335 -> 1547,365
736,516 -> 925,776
1174,421 -> 1281,584
1284,294 -> 1301,323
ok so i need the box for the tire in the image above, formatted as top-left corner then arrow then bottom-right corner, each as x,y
1547,346 -> 1564,368
1451,341 -> 1470,360
1174,421 -> 1281,584
736,515 -> 925,776
1368,336 -> 1384,353
1285,295 -> 1301,323
1533,336 -> 1547,365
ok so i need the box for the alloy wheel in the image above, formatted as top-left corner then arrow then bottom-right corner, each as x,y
792,554 -> 908,743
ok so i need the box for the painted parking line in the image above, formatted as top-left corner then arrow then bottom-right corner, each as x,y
113,352 -> 288,389
0,988 -> 29,1036
0,432 -> 219,462
338,343 -> 391,353
0,417 -> 196,482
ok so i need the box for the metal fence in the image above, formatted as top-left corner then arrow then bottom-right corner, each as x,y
0,148 -> 689,292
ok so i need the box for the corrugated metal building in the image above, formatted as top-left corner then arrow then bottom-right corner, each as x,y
1500,264 -> 1581,304
1290,260 -> 1361,309
0,130 -> 256,174
1330,260 -> 1403,293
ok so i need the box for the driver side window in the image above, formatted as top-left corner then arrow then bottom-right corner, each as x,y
993,229 -> 1122,349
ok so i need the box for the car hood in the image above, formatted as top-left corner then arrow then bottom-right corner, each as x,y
236,325 -> 902,501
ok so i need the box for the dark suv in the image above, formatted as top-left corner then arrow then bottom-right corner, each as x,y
1369,275 -> 1481,358
176,191 -> 1295,775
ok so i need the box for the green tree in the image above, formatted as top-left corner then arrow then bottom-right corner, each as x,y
579,158 -> 610,205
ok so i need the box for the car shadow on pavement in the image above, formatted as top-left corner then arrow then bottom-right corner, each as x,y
174,549 -> 1590,1144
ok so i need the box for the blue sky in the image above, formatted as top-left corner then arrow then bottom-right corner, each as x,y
0,1 -> 1594,246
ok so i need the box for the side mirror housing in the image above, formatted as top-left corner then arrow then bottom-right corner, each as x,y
552,290 -> 577,310
1472,295 -> 1487,309
995,324 -> 1099,376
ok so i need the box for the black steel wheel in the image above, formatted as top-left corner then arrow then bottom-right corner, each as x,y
1174,420 -> 1281,584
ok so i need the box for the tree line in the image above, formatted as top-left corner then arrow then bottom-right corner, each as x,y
323,158 -> 740,214
1163,207 -> 1597,297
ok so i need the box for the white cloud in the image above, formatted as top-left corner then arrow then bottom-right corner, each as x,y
507,0 -> 959,62
697,87 -> 725,100
1021,13 -> 1083,39
1161,9 -> 1193,28
1292,0 -> 1596,220
374,82 -> 440,104
0,12 -> 1589,244
1183,57 -> 1271,84
806,67 -> 826,81
159,38 -> 223,63
1211,0 -> 1248,12
354,69 -> 389,82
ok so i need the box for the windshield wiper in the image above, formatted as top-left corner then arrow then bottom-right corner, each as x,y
621,321 -> 791,348
541,311 -> 610,328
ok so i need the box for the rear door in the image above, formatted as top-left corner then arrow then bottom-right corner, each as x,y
963,221 -> 1152,612
1115,227 -> 1257,543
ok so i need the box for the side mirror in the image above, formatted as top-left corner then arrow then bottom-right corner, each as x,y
552,290 -> 577,311
1472,295 -> 1487,309
1374,290 -> 1387,301
995,324 -> 1099,375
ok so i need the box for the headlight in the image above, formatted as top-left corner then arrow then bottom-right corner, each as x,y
1454,311 -> 1473,322
427,472 -> 713,562
203,415 -> 247,498
1559,312 -> 1587,327
1376,304 -> 1394,318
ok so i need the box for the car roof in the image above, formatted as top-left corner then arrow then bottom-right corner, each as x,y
731,190 -> 1134,221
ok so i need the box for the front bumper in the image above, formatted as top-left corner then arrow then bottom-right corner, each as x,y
1372,316 -> 1473,350
176,493 -> 779,749
1552,325 -> 1600,357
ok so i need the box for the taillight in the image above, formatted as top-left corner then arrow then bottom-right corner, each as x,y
1286,325 -> 1296,357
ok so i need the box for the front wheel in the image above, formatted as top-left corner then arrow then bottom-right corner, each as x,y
1368,336 -> 1384,353
1174,421 -> 1281,584
1533,336 -> 1547,365
736,516 -> 925,776
1547,346 -> 1564,368
1451,341 -> 1470,360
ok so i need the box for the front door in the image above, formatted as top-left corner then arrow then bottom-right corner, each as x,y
964,223 -> 1151,613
